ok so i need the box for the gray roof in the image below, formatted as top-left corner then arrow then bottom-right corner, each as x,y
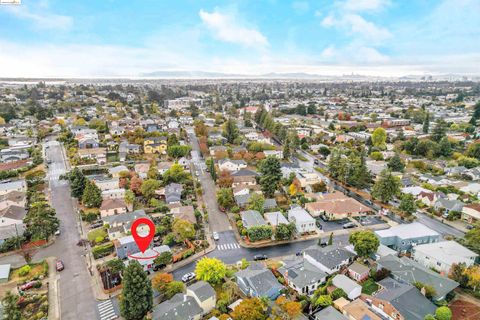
0,180 -> 26,193
236,263 -> 283,298
278,257 -> 327,289
0,205 -> 27,221
241,210 -> 267,228
375,222 -> 439,240
235,194 -> 250,207
0,264 -> 10,280
375,278 -> 437,320
152,293 -> 202,320
264,212 -> 289,226
332,274 -> 361,294
263,198 -> 277,209
434,198 -> 464,212
313,306 -> 347,320
187,281 -> 215,302
304,245 -> 355,270
231,169 -> 259,177
377,254 -> 459,300
103,210 -> 147,228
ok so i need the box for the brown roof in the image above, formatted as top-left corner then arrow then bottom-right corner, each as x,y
465,203 -> 480,212
0,191 -> 26,203
0,160 -> 30,171
342,299 -> 381,320
305,193 -> 372,215
171,205 -> 196,224
0,205 -> 27,221
349,262 -> 370,275
100,198 -> 126,211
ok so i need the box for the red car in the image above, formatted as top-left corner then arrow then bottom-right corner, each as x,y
19,281 -> 37,291
56,260 -> 64,272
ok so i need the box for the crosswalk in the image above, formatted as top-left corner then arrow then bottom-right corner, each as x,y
48,168 -> 66,181
217,243 -> 241,251
97,299 -> 118,320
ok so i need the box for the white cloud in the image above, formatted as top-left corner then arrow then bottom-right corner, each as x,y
344,14 -> 391,41
342,0 -> 390,12
4,5 -> 73,30
199,9 -> 268,47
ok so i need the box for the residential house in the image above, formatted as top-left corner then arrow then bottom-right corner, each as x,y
108,165 -> 129,178
313,306 -> 347,320
144,137 -> 167,154
305,192 -> 372,220
78,137 -> 99,149
368,277 -> 437,320
241,210 -> 267,229
0,205 -> 26,244
433,198 -> 464,214
231,169 -> 258,187
209,146 -> 228,157
78,148 -> 107,164
152,281 -> 216,320
101,188 -> 126,200
287,206 -> 316,234
348,262 -> 370,282
462,204 -> 480,224
115,235 -> 142,259
417,191 -> 438,206
91,176 -> 119,191
412,240 -> 478,273
0,191 -> 26,210
165,183 -> 183,204
103,210 -> 148,239
0,149 -> 29,163
332,274 -> 362,300
303,245 -> 355,275
157,161 -> 174,175
263,150 -> 283,159
99,198 -> 127,217
0,180 -> 27,196
235,263 -> 283,299
171,205 -> 196,224
377,254 -> 459,300
264,211 -> 288,228
127,245 -> 171,272
375,222 -> 440,253
134,163 -> 150,179
341,298 -> 382,320
218,159 -> 247,172
278,256 -> 327,296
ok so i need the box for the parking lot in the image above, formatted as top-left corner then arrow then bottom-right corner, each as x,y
353,215 -> 386,226
316,217 -> 351,232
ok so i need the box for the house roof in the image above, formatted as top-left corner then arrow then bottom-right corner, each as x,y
313,306 -> 347,320
235,263 -> 283,298
231,169 -> 259,177
0,180 -> 26,193
375,278 -> 437,320
171,205 -> 196,224
264,212 -> 289,226
103,210 -> 147,227
152,293 -> 202,320
303,245 -> 355,270
375,222 -> 439,240
349,262 -> 370,275
377,254 -> 459,300
413,240 -> 478,266
0,264 -> 10,280
305,194 -> 371,215
342,299 -> 381,320
278,256 -> 327,289
241,210 -> 267,228
0,191 -> 26,203
100,198 -> 126,211
288,206 -> 314,223
332,274 -> 361,294
0,205 -> 27,221
187,281 -> 215,302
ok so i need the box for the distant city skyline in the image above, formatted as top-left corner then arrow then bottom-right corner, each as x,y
0,0 -> 479,78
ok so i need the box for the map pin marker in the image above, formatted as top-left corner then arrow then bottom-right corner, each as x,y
131,217 -> 155,253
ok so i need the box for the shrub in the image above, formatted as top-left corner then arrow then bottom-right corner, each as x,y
247,225 -> 273,242
18,265 -> 31,277
95,236 -> 104,244
92,242 -> 114,259
182,248 -> 194,259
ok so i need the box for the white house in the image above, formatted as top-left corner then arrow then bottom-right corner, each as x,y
332,275 -> 362,300
218,159 -> 247,172
287,206 -> 316,234
263,150 -> 283,159
412,241 -> 478,273
0,180 -> 27,196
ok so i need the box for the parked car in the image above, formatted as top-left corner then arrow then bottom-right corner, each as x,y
466,225 -> 474,230
56,260 -> 65,272
213,232 -> 219,241
319,242 -> 328,247
19,281 -> 38,291
314,159 -> 320,165
54,230 -> 61,236
90,222 -> 103,229
342,222 -> 356,229
181,272 -> 196,283
253,254 -> 268,261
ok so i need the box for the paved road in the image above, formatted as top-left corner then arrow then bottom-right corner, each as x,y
188,130 -> 231,232
415,211 -> 464,238
43,140 -> 98,320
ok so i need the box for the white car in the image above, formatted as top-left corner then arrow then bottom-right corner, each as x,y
213,232 -> 219,241
181,272 -> 196,283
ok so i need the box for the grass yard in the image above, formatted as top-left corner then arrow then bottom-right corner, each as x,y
362,278 -> 379,295
87,227 -> 107,242
10,261 -> 49,282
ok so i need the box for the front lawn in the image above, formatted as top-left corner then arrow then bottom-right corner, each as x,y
362,278 -> 379,295
87,227 -> 107,243
10,261 -> 49,282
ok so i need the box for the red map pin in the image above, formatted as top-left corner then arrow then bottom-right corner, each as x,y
131,217 -> 155,253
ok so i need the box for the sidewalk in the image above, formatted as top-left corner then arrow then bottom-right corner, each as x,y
47,257 -> 60,320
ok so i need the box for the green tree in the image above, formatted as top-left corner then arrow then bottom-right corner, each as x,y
274,223 -> 296,240
331,288 -> 347,300
424,315 -> 436,320
435,306 -> 452,320
371,127 -> 387,150
432,119 -> 448,142
167,145 -> 191,158
231,298 -> 268,320
172,218 -> 195,242
210,157 -> 217,182
1,292 -> 22,320
223,118 -> 239,144
120,260 -> 153,320
154,251 -> 173,267
216,188 -> 235,210
195,257 -> 227,285
147,165 -> 159,180
124,190 -> 135,211
164,281 -> 185,299
163,163 -> 189,184
423,112 -> 430,134
399,193 -> 416,215
283,139 -> 291,160
259,156 -> 282,197
167,133 -> 178,147
68,167 -> 86,198
388,153 -> 405,172
106,258 -> 125,275
372,169 -> 401,203
82,180 -> 102,208
247,193 -> 265,214
466,142 -> 480,160
24,202 -> 60,240
349,230 -> 380,258
328,232 -> 333,245
140,179 -> 161,200
315,295 -> 333,307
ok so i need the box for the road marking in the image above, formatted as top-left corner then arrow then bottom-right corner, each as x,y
217,243 -> 240,251
97,300 -> 118,320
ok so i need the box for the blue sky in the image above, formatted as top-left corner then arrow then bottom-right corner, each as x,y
0,0 -> 479,77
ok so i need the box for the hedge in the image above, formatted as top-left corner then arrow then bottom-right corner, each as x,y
92,242 -> 114,259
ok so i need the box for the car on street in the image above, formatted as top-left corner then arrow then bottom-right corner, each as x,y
181,272 -> 196,283
314,159 -> 320,165
56,260 -> 65,272
342,222 -> 356,229
253,254 -> 268,261
319,241 -> 328,247
213,232 -> 219,241
466,224 -> 474,230
54,230 -> 61,236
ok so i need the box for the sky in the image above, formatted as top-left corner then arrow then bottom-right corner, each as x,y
0,0 -> 479,78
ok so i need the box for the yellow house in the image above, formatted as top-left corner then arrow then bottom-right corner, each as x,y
144,137 -> 167,154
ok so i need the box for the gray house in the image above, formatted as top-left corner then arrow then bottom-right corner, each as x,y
165,183 -> 183,204
235,263 -> 283,300
303,245 -> 355,275
313,306 -> 347,320
375,222 -> 440,253
278,256 -> 327,296
114,235 -> 140,260
433,198 -> 464,213
241,210 -> 267,229
377,254 -> 459,301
